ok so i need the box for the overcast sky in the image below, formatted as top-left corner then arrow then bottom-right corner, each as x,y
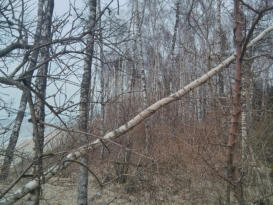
0,0 -> 129,141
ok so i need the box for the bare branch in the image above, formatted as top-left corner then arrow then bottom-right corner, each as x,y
0,24 -> 272,205
0,42 -> 32,58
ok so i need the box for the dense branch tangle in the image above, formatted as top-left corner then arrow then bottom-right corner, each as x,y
0,24 -> 272,205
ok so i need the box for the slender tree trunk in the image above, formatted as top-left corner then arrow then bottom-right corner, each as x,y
98,0 -> 106,160
169,0 -> 180,127
0,0 -> 44,181
77,0 -> 96,204
89,63 -> 98,120
227,0 -> 244,204
113,59 -> 120,127
135,0 -> 151,153
216,0 -> 224,95
26,0 -> 54,204
170,0 -> 180,62
241,60 -> 252,174
0,95 -> 28,180
240,69 -> 248,203
165,0 -> 180,97
170,0 -> 180,86
215,1 -> 229,202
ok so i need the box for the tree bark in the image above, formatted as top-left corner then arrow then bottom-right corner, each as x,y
227,0 -> 244,204
0,94 -> 28,180
167,0 -> 181,127
216,0 -> 224,95
26,0 -> 54,204
77,0 -> 96,204
135,0 -> 151,153
98,0 -> 106,159
0,0 -> 44,181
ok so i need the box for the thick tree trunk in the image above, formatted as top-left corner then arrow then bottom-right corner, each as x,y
77,0 -> 96,204
0,0 -> 44,181
26,0 -> 54,204
0,25 -> 272,205
227,0 -> 244,204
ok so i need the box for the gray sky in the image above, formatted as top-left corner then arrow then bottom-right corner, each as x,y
0,0 -> 128,141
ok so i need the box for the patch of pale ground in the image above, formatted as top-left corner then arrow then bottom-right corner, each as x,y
40,177 -> 184,205
1,176 -> 222,205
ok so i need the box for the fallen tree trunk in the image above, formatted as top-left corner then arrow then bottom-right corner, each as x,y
0,25 -> 272,205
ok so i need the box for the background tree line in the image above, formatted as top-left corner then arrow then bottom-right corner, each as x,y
0,0 -> 273,204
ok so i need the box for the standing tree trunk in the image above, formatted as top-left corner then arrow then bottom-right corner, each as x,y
26,0 -> 54,204
89,63 -> 98,120
216,0 -> 224,95
0,94 -> 28,181
135,0 -> 151,153
77,0 -> 96,204
0,0 -> 44,181
227,0 -> 244,204
168,0 -> 180,127
170,0 -> 180,82
98,0 -> 106,159
170,0 -> 180,61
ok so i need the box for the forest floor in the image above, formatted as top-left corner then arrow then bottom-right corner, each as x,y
41,176 -> 189,205
3,122 -> 272,205
0,174 -> 205,205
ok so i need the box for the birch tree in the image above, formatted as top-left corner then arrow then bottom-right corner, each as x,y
98,0 -> 106,159
227,1 -> 273,203
135,0 -> 151,153
169,0 -> 180,94
216,0 -> 224,95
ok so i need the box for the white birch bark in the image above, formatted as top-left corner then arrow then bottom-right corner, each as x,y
98,0 -> 105,159
113,59 -> 120,126
135,0 -> 151,153
241,63 -> 273,202
216,0 -> 224,95
241,72 -> 248,171
170,0 -> 180,63
0,25 -> 272,205
168,0 -> 181,124
89,63 -> 98,120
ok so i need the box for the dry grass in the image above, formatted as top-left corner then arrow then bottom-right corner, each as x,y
2,104 -> 273,205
